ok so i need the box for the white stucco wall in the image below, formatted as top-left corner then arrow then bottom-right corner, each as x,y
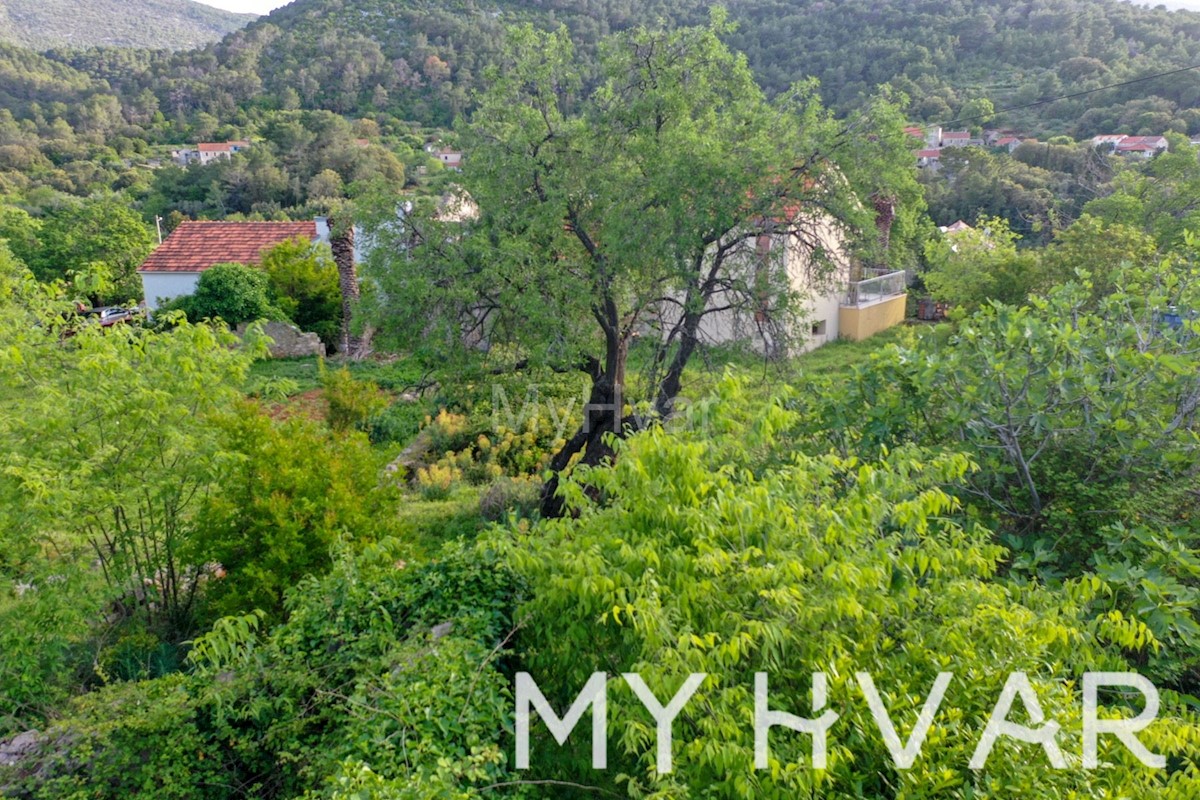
689,215 -> 850,355
140,272 -> 201,310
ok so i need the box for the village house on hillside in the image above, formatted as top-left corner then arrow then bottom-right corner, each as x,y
939,130 -> 973,148
911,125 -> 1025,169
171,140 -> 252,166
1091,134 -> 1169,158
436,148 -> 463,170
197,141 -> 252,165
138,220 -> 324,309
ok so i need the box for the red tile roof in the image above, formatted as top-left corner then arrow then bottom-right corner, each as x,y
942,130 -> 970,139
197,141 -> 251,152
138,221 -> 318,273
1120,135 -> 1167,147
916,149 -> 942,158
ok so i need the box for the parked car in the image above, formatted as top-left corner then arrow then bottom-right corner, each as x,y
61,304 -> 144,337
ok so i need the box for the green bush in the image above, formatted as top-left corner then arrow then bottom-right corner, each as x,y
161,262 -> 284,327
260,238 -> 341,349
187,402 -> 399,624
1,543 -> 520,800
366,398 -> 429,446
320,362 -> 389,433
478,475 -> 541,522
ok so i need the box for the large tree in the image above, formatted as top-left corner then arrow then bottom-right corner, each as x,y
365,16 -> 919,515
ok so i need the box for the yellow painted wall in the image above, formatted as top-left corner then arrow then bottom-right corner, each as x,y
838,294 -> 907,342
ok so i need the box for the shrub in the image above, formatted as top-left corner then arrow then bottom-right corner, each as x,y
366,398 -> 428,446
161,262 -> 284,326
187,402 -> 399,624
260,238 -> 341,349
478,475 -> 541,521
500,378 -> 1200,796
321,362 -> 388,433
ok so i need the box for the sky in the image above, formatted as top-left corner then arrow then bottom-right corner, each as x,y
192,0 -> 292,14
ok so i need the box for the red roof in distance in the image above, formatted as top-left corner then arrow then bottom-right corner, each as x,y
138,221 -> 318,273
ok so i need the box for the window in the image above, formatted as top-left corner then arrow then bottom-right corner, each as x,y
811,320 -> 827,337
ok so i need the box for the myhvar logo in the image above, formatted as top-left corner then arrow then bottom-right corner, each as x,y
515,672 -> 1165,773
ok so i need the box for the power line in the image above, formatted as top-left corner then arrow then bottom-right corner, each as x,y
937,60 -> 1200,129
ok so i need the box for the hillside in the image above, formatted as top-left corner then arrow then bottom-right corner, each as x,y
40,0 -> 1200,136
0,0 -> 255,51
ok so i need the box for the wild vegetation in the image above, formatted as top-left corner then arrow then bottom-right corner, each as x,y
2,2 -> 1200,799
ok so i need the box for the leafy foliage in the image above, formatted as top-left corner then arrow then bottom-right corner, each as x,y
501,376 -> 1200,796
186,403 -> 400,624
162,262 -> 284,326
261,237 -> 341,347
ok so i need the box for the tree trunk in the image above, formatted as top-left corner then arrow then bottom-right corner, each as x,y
538,294 -> 713,518
539,338 -> 629,518
872,193 -> 896,267
331,220 -> 370,359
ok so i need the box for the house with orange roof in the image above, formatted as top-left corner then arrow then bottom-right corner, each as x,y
138,220 -> 325,309
197,140 -> 252,165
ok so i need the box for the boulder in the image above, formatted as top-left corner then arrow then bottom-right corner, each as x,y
0,730 -> 41,768
236,320 -> 325,358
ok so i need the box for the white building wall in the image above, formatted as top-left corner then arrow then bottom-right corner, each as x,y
140,272 -> 201,310
680,214 -> 850,355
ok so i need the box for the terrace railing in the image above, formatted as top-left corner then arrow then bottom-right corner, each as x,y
843,268 -> 907,307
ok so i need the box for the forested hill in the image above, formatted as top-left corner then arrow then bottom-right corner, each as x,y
5,0 -> 1200,158
39,0 -> 1200,136
0,0 -> 255,51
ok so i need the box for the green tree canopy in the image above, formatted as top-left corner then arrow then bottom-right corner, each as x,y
260,236 -> 341,347
32,197 -> 154,304
365,16 -> 920,515
162,261 -> 282,327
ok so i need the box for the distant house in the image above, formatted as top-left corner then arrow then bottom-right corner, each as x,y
939,220 -> 973,234
1092,134 -> 1168,158
940,130 -> 971,147
694,209 -> 907,354
994,136 -> 1022,152
196,140 -> 252,165
171,147 -> 200,166
138,220 -> 324,309
1091,134 -> 1127,149
916,148 -> 942,170
1116,135 -> 1169,157
436,148 -> 463,170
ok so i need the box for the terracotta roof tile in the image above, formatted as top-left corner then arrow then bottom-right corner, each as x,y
138,221 -> 318,273
197,141 -> 251,152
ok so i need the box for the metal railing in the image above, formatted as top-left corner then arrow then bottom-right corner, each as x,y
843,268 -> 907,307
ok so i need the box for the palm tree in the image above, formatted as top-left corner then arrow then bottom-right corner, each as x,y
330,209 -> 371,359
